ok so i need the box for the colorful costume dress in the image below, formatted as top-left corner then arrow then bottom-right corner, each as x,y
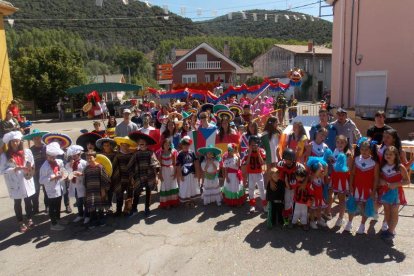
222,154 -> 246,206
330,149 -> 350,193
84,163 -> 111,211
379,164 -> 407,205
157,149 -> 179,208
310,177 -> 326,209
309,141 -> 329,157
201,159 -> 222,205
176,150 -> 200,202
277,161 -> 305,217
352,156 -> 376,202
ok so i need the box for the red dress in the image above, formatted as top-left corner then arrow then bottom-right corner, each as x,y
310,177 -> 326,209
379,164 -> 407,205
330,149 -> 350,193
353,156 -> 376,202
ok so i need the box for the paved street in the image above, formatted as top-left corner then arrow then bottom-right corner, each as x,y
0,119 -> 413,276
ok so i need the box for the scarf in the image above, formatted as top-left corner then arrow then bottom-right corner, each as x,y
11,151 -> 25,167
49,161 -> 59,175
72,159 -> 80,183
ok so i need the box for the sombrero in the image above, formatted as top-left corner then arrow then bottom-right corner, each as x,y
96,137 -> 116,150
213,104 -> 229,114
197,145 -> 222,156
114,136 -> 137,148
168,111 -> 183,121
76,132 -> 102,150
216,110 -> 235,121
42,133 -> 72,149
173,118 -> 183,129
187,108 -> 198,115
82,102 -> 92,113
128,131 -> 157,145
200,103 -> 214,113
228,104 -> 242,115
172,100 -> 186,107
96,154 -> 113,177
182,111 -> 192,120
22,129 -> 49,141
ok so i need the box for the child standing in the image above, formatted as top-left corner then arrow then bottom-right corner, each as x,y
304,127 -> 329,161
176,136 -> 201,208
330,135 -> 353,228
39,142 -> 67,231
379,146 -> 409,241
347,138 -> 379,234
156,138 -> 179,209
307,157 -> 328,229
266,168 -> 285,228
65,145 -> 88,223
286,121 -> 308,163
242,135 -> 267,213
199,145 -> 222,206
292,167 -> 312,230
222,143 -> 246,207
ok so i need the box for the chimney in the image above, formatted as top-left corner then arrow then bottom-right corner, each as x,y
307,39 -> 314,52
223,41 -> 230,58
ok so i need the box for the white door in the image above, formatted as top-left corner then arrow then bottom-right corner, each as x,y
355,71 -> 387,106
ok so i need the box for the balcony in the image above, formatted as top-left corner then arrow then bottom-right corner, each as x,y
186,61 -> 221,70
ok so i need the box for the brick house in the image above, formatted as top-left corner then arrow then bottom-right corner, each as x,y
172,42 -> 252,89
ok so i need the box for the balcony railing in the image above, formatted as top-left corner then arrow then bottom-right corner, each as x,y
186,61 -> 221,70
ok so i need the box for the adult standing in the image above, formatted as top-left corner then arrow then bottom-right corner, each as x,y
366,110 -> 392,144
0,110 -> 21,137
56,98 -> 65,121
100,97 -> 109,120
309,108 -> 338,151
115,109 -> 138,137
331,108 -> 361,147
0,131 -> 36,233
7,100 -> 22,122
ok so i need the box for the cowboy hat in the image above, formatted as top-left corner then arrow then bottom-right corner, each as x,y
128,131 -> 157,145
22,129 -> 49,141
42,133 -> 72,149
114,136 -> 137,148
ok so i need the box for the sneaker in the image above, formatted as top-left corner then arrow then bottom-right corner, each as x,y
344,221 -> 352,232
356,224 -> 365,235
19,223 -> 28,233
249,206 -> 256,213
318,219 -> 327,227
50,224 -> 65,231
65,206 -> 72,214
73,216 -> 83,223
83,217 -> 91,224
310,221 -> 318,229
381,222 -> 388,232
335,217 -> 344,227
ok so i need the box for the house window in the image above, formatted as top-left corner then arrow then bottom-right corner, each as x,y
304,59 -> 309,72
182,74 -> 197,84
205,74 -> 211,82
319,59 -> 324,73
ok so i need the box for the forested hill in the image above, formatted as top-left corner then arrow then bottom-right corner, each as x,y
6,0 -> 204,52
6,1 -> 332,52
202,9 -> 332,44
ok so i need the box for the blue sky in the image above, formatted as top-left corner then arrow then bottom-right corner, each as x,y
146,0 -> 333,21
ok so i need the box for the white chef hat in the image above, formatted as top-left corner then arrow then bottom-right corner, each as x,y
46,142 -> 64,156
3,131 -> 23,144
66,145 -> 84,156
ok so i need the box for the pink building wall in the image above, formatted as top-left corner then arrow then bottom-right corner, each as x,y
331,0 -> 414,108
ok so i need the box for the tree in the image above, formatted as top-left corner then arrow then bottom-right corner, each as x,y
245,76 -> 264,86
11,46 -> 87,112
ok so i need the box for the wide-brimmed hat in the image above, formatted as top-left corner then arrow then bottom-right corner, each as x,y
22,129 -> 49,141
213,104 -> 229,114
200,103 -> 214,112
228,104 -> 242,115
42,133 -> 72,149
197,145 -> 222,156
182,111 -> 192,120
114,136 -> 137,148
128,131 -> 157,145
76,132 -> 102,150
173,100 -> 186,107
82,102 -> 92,113
172,118 -> 183,129
96,154 -> 113,177
216,110 -> 235,121
168,111 -> 183,121
187,108 -> 198,115
96,137 -> 116,150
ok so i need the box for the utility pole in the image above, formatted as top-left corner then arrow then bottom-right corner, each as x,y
312,47 -> 317,103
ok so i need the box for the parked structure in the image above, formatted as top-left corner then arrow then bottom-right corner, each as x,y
94,74 -> 127,101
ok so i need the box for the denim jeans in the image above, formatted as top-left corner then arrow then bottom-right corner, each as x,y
14,197 -> 33,222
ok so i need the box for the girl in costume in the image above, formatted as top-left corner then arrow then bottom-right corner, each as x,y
329,135 -> 353,228
378,146 -> 409,241
242,135 -> 267,213
307,157 -> 328,229
157,138 -> 179,209
285,121 -> 309,163
346,138 -> 379,234
39,142 -> 67,231
176,136 -> 201,208
240,121 -> 259,159
199,145 -> 222,206
0,131 -> 36,233
106,116 -> 117,138
222,143 -> 246,207
261,116 -> 282,170
304,127 -> 329,161
378,128 -> 409,165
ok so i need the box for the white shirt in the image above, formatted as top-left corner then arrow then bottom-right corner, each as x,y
39,159 -> 66,198
65,159 -> 87,198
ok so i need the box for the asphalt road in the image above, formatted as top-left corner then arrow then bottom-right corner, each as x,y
0,119 -> 413,276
